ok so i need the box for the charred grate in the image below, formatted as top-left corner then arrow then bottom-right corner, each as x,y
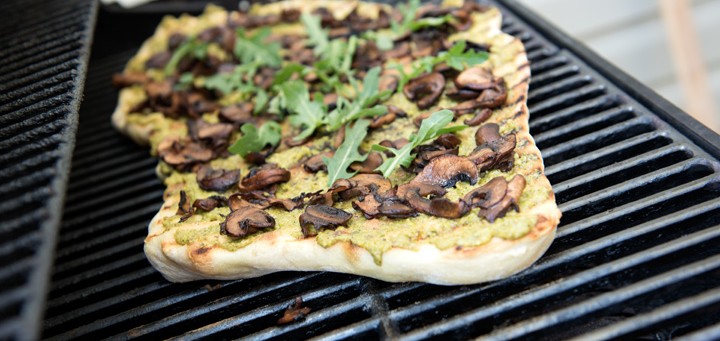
43,0 -> 720,340
0,0 -> 96,340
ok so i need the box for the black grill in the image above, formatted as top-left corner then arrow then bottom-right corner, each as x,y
0,0 -> 95,340
14,0 -> 720,339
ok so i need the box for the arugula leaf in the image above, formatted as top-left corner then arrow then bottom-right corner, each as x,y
254,88 -> 268,114
393,40 -> 488,90
228,121 -> 282,156
276,80 -> 325,140
164,39 -> 208,75
374,109 -> 467,177
272,63 -> 306,86
441,40 -> 489,71
325,66 -> 390,131
391,0 -> 421,35
301,12 -> 329,55
408,14 -> 455,31
203,63 -> 258,95
323,119 -> 370,186
362,31 -> 394,51
234,27 -> 282,68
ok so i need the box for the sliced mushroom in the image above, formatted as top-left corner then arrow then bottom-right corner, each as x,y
454,66 -> 495,91
370,105 -> 406,129
350,152 -> 383,174
196,166 -> 240,192
477,175 -> 526,222
221,206 -> 275,238
219,103 -> 254,125
352,194 -> 417,219
463,177 -> 507,209
446,87 -> 482,101
298,205 -> 352,237
469,123 -> 517,172
352,194 -> 382,219
404,186 -> 469,219
280,8 -> 301,22
382,41 -> 411,60
464,108 -> 492,126
185,92 -> 219,118
177,190 -> 192,217
337,173 -> 393,201
303,151 -> 334,173
475,80 -> 507,108
475,123 -> 502,146
158,137 -> 213,171
240,164 -> 291,191
412,154 -> 478,188
192,195 -> 228,212
188,119 -> 234,151
379,75 -> 399,94
145,51 -> 172,69
403,72 -> 445,109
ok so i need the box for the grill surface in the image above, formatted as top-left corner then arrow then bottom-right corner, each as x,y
0,0 -> 96,340
44,0 -> 720,339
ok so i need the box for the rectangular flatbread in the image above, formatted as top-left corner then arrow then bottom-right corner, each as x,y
111,0 -> 561,285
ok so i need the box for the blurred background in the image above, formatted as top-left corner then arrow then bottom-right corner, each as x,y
518,0 -> 720,133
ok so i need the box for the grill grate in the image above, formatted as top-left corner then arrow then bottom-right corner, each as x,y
0,0 -> 96,340
43,0 -> 720,339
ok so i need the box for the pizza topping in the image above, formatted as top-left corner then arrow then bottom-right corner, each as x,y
219,103 -> 254,125
158,137 -> 213,171
240,164 -> 291,191
403,72 -> 445,109
299,205 -> 352,237
333,173 -> 392,201
464,108 -> 492,126
375,110 -> 466,177
463,176 -> 507,209
188,120 -> 234,151
469,123 -> 516,172
369,105 -> 407,129
412,154 -> 478,188
402,183 -> 469,219
477,175 -> 526,222
222,206 -> 276,237
192,195 -> 228,212
303,151 -> 334,173
196,166 -> 240,192
228,122 -> 282,158
454,66 -> 495,91
350,152 -> 383,174
322,119 -> 371,186
177,190 -> 192,218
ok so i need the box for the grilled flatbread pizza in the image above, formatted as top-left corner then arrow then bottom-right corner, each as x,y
111,0 -> 561,285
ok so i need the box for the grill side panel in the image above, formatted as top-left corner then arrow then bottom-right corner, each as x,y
0,0 -> 96,340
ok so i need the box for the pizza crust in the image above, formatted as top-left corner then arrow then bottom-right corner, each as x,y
114,1 -> 562,285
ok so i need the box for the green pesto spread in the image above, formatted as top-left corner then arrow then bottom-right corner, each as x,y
140,6 -> 548,265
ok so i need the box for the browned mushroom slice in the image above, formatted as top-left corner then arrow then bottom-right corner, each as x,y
228,193 -> 266,211
446,87 -> 481,101
335,174 -> 393,201
475,80 -> 507,108
280,8 -> 301,22
382,41 -> 411,60
396,181 -> 446,200
352,194 -> 382,219
403,72 -> 446,109
477,175 -> 526,222
350,152 -> 383,174
240,164 -> 291,191
298,205 -> 352,237
404,186 -> 469,219
379,75 -> 399,94
192,195 -> 228,212
378,198 -> 417,219
219,103 -> 254,124
188,119 -> 234,149
196,166 -> 240,192
464,108 -> 492,126
158,137 -> 213,171
177,190 -> 192,217
475,123 -> 502,146
168,33 -> 187,50
409,146 -> 459,173
454,66 -> 495,91
221,206 -> 275,238
185,92 -> 219,118
463,176 -> 507,209
412,154 -> 478,188
146,80 -> 173,99
303,152 -> 334,173
145,51 -> 172,69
